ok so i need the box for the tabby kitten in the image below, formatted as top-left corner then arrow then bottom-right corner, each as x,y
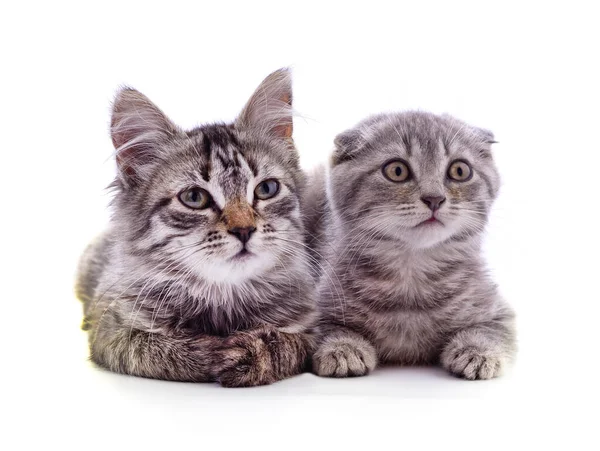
76,69 -> 316,387
309,111 -> 516,380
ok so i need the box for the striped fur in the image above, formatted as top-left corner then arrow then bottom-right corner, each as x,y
76,69 -> 316,387
309,111 -> 516,380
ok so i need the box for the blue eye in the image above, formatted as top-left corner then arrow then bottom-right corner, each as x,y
382,160 -> 411,182
255,179 -> 280,200
178,188 -> 211,209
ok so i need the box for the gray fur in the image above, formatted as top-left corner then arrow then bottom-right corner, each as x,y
76,69 -> 316,387
310,111 -> 516,379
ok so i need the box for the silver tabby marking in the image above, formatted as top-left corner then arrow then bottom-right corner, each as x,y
76,69 -> 316,387
308,111 -> 516,380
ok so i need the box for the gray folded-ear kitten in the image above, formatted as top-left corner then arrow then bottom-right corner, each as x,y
75,68 -> 316,387
310,111 -> 516,380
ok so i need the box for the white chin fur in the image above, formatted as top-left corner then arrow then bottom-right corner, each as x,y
401,224 -> 458,249
192,251 -> 278,284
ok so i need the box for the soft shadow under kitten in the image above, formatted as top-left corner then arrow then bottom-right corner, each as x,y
307,111 -> 516,380
76,69 -> 316,387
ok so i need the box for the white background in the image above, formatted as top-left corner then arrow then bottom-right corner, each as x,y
2,1 -> 598,449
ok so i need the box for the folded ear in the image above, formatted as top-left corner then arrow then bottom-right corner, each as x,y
236,68 -> 293,140
111,88 -> 178,186
474,127 -> 497,144
332,128 -> 363,166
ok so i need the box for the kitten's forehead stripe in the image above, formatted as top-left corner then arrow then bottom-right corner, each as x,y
200,123 -> 238,149
196,124 -> 251,200
200,132 -> 212,181
244,154 -> 258,177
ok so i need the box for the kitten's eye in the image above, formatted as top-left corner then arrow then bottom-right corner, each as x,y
382,160 -> 411,182
255,179 -> 280,200
447,160 -> 473,182
178,188 -> 211,209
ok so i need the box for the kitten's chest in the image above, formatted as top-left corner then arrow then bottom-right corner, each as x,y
367,310 -> 449,364
390,255 -> 445,299
145,280 -> 313,336
352,253 -> 451,309
175,308 -> 255,336
351,253 -> 460,363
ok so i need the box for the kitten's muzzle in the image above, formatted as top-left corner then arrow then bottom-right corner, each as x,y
228,226 -> 256,244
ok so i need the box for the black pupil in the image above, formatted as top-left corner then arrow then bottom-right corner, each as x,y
395,166 -> 402,177
190,191 -> 200,203
457,166 -> 463,177
263,182 -> 271,194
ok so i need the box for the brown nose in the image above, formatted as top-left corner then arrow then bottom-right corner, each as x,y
222,198 -> 257,244
228,226 -> 256,244
421,196 -> 446,211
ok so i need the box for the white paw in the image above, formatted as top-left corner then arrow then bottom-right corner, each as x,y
441,346 -> 505,380
313,336 -> 377,377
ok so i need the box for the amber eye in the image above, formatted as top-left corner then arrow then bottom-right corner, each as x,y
178,187 -> 211,209
255,179 -> 280,200
447,160 -> 473,182
382,160 -> 411,182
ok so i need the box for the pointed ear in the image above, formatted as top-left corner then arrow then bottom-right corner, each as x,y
236,68 -> 293,140
110,87 -> 178,186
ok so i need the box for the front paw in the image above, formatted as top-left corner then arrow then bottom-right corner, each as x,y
217,327 -> 282,388
313,335 -> 377,377
441,345 -> 504,380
